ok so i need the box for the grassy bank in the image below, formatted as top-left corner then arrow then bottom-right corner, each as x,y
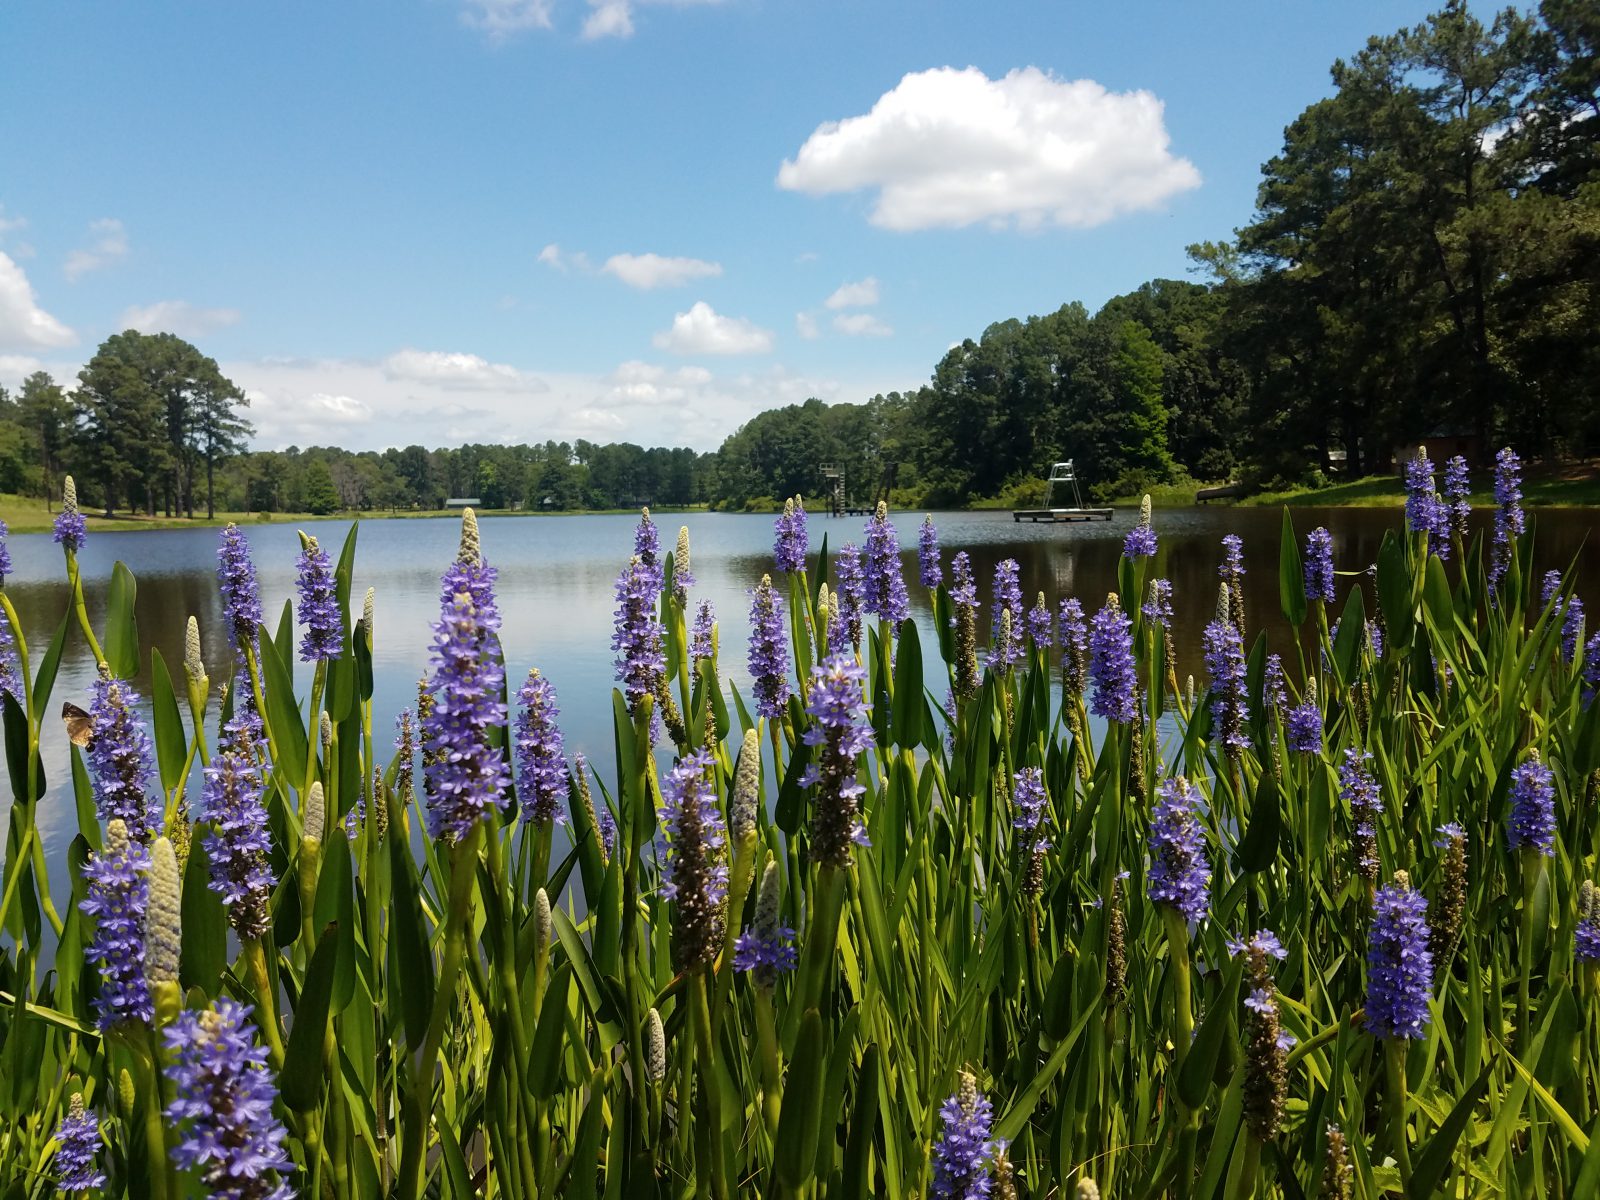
1245,464 -> 1600,509
0,493 -> 710,534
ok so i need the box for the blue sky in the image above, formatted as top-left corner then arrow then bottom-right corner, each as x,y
0,0 -> 1441,451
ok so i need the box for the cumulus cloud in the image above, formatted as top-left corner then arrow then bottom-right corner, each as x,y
459,0 -> 553,37
601,252 -> 723,290
652,302 -> 774,356
121,300 -> 242,338
795,312 -> 819,340
583,1 -> 633,38
64,218 -> 129,280
0,252 -> 75,349
382,348 -> 546,391
777,66 -> 1201,231
833,312 -> 893,337
824,277 -> 879,309
537,243 -> 592,273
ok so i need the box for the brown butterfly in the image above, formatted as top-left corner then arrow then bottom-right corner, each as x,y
62,702 -> 96,750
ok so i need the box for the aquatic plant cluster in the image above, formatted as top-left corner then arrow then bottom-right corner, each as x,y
0,456 -> 1595,1198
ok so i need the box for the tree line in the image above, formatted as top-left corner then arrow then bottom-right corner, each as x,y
3,2 -> 1593,516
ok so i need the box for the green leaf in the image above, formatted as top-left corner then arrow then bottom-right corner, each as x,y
1406,1057 -> 1494,1200
281,922 -> 342,1111
103,561 -> 139,679
774,1008 -> 827,1193
387,815 -> 434,1048
179,830 -> 227,995
1279,507 -> 1307,627
841,1043 -> 881,1200
148,648 -> 188,795
1376,531 -> 1414,652
529,964 -> 573,1098
1236,772 -> 1281,872
30,610 -> 70,715
258,624 -> 308,791
1332,585 -> 1366,685
891,619 -> 925,749
313,838 -> 357,1012
775,734 -> 813,836
1178,956 -> 1240,1109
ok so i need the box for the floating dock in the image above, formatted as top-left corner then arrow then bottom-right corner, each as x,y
1012,507 -> 1115,523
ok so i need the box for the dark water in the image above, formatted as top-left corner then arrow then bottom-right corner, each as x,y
4,504 -> 1597,870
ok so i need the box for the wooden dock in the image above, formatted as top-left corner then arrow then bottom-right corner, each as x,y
1012,507 -> 1115,523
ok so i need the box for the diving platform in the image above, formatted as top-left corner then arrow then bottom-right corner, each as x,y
1012,460 -> 1115,523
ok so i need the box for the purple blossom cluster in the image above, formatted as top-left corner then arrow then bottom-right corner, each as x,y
217,524 -> 264,655
930,1071 -> 996,1200
1148,775 -> 1211,923
802,654 -> 875,869
863,504 -> 910,627
1304,527 -> 1336,602
1203,614 -> 1251,754
634,509 -> 662,595
1088,597 -> 1137,723
515,669 -> 567,824
1442,455 -> 1472,542
295,536 -> 342,662
1013,767 -> 1051,895
832,543 -> 866,650
919,515 -> 943,588
656,750 -> 727,970
1490,448 -> 1525,593
1404,452 -> 1449,557
1123,520 -> 1157,560
1219,534 -> 1246,584
1142,579 -> 1173,630
691,599 -> 716,661
163,999 -> 293,1200
1285,693 -> 1323,754
81,819 -> 153,1028
0,519 -> 10,583
87,674 -> 160,842
1263,654 -> 1287,714
1058,599 -> 1088,696
1338,749 -> 1383,881
1025,593 -> 1053,650
748,575 -> 793,720
1508,754 -> 1556,856
53,477 -> 86,553
1578,881 -> 1600,963
949,552 -> 978,611
1564,597 -> 1586,663
424,559 -> 510,842
1585,632 -> 1600,707
1542,570 -> 1564,608
198,743 -> 275,940
774,497 -> 809,574
1365,877 -> 1434,1039
53,1096 -> 106,1193
734,863 -> 797,987
988,560 -> 1024,669
612,556 -> 666,718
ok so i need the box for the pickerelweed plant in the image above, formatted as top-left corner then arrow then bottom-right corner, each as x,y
2,449 -> 1598,1198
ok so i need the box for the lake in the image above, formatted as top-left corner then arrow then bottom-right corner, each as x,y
4,503 -> 1597,888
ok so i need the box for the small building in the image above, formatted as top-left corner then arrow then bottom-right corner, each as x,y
445,497 -> 481,509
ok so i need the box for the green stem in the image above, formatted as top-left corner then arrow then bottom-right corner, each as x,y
65,551 -> 107,669
242,937 -> 286,1071
1385,1038 -> 1413,1184
690,972 -> 731,1200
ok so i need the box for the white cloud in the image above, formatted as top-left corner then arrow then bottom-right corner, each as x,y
583,1 -> 634,38
382,348 -> 546,392
307,393 -> 373,423
795,312 -> 819,340
777,66 -> 1201,231
120,300 -> 242,338
64,218 -> 129,280
0,209 -> 26,239
0,252 -> 75,350
824,277 -> 879,309
601,252 -> 723,290
833,312 -> 893,338
652,302 -> 774,356
459,0 -> 553,37
537,243 -> 591,273
0,354 -> 43,377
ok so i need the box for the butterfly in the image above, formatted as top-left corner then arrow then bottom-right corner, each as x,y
62,702 -> 96,750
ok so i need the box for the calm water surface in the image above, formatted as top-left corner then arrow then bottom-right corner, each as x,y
5,505 -> 1597,891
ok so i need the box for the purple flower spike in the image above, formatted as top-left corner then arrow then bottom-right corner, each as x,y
86,674 -> 160,842
1490,447 -> 1525,593
657,749 -> 727,971
217,524 -> 263,655
1263,654 -> 1287,714
832,543 -> 866,650
863,503 -> 910,628
1148,775 -> 1211,924
931,1070 -> 996,1200
1142,579 -> 1174,630
1563,598 -> 1586,664
53,477 -> 86,553
613,556 -> 666,719
515,669 -> 567,825
1025,594 -> 1053,650
295,535 -> 342,663
1058,598 -> 1088,695
988,560 -> 1024,670
1285,691 -> 1323,754
1203,608 -> 1251,754
1508,753 -> 1556,857
802,654 -> 875,868
1339,749 -> 1383,882
735,863 -> 797,987
198,739 -> 275,940
1542,570 -> 1563,608
1585,632 -> 1600,707
1219,534 -> 1246,582
949,552 -> 978,611
1124,496 -> 1157,559
1365,874 -> 1433,1039
1578,881 -> 1600,963
691,599 -> 716,661
1442,455 -> 1472,542
53,1095 -> 106,1193
424,555 -> 510,842
1404,451 -> 1449,558
634,508 -> 662,595
1088,596 -> 1137,723
1304,528 -> 1335,603
0,518 -> 11,585
81,819 -> 153,1029
919,515 -> 943,588
748,574 -> 793,720
774,496 -> 809,574
163,999 -> 294,1200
